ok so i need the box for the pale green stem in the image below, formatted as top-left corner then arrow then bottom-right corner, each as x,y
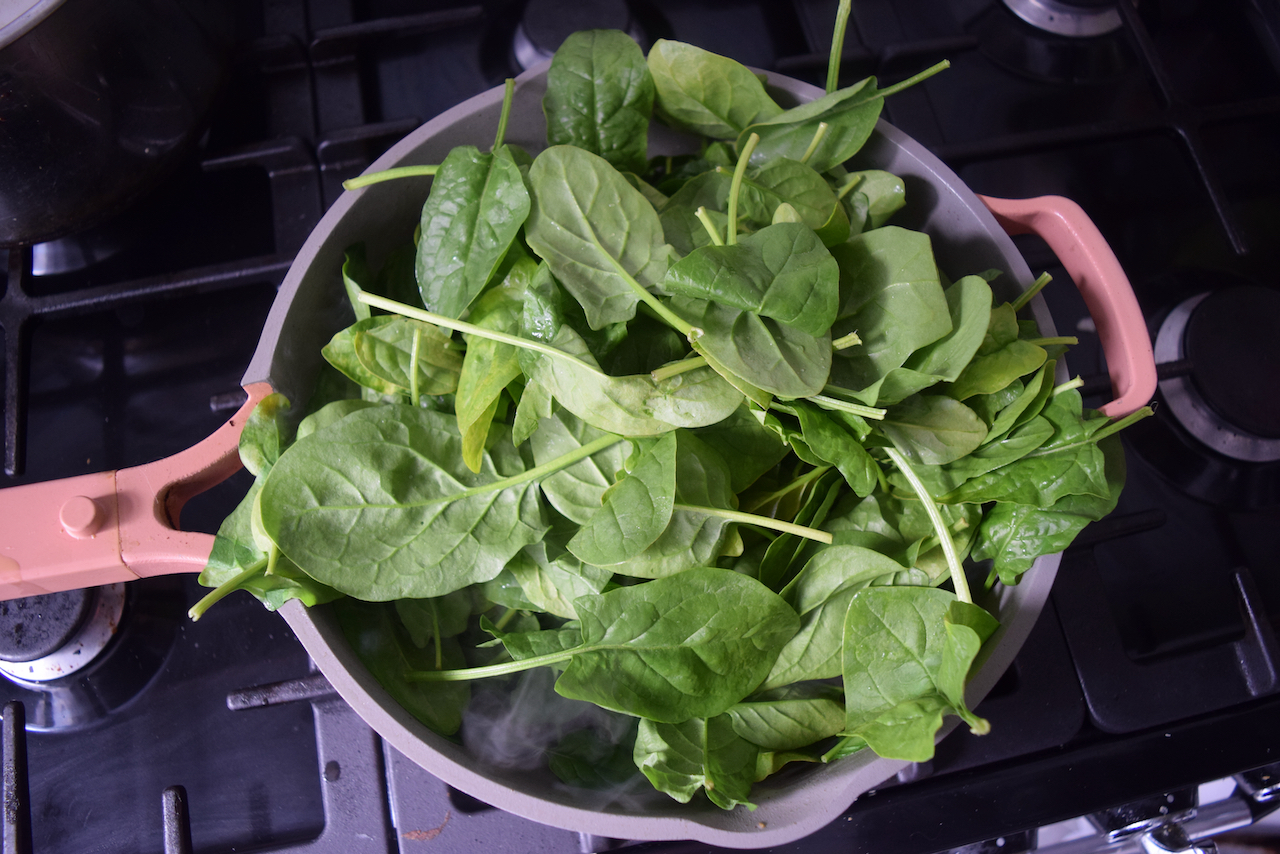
264,543 -> 280,576
455,435 -> 623,503
407,645 -> 579,682
493,78 -> 515,150
188,558 -> 267,621
740,465 -> 832,513
651,355 -> 708,383
832,331 -> 863,350
409,326 -> 422,407
1027,336 -> 1078,348
885,447 -> 971,605
1088,406 -> 1154,444
343,165 -> 438,191
1012,272 -> 1052,313
836,173 -> 863,200
875,60 -> 950,100
807,394 -> 886,420
430,599 -> 443,670
727,133 -> 760,246
493,606 -> 520,632
1052,377 -> 1084,396
827,0 -> 852,94
694,206 -> 725,246
358,292 -> 607,377
673,503 -> 833,544
799,122 -> 830,165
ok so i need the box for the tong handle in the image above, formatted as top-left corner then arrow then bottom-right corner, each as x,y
979,194 -> 1156,418
0,383 -> 271,601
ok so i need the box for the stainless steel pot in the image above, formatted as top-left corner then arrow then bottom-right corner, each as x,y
0,0 -> 232,246
0,60 -> 1156,847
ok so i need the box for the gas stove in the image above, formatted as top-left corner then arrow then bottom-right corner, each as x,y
2,1 -> 1279,852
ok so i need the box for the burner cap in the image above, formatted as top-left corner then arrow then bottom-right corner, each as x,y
513,0 -> 637,70
1185,285 -> 1280,439
0,589 -> 93,662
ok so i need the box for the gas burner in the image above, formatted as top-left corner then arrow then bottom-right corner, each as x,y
969,0 -> 1137,83
513,0 -> 645,70
1,578 -> 183,730
0,584 -> 125,682
1154,286 -> 1280,464
1002,0 -> 1123,38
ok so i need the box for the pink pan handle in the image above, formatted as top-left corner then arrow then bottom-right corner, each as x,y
0,382 -> 273,601
978,195 -> 1156,418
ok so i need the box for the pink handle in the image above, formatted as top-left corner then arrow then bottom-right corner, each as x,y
0,382 -> 273,601
978,195 -> 1156,418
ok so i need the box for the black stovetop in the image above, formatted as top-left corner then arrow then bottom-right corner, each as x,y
3,1 -> 1279,852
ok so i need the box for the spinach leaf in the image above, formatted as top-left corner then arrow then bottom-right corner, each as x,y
239,392 -> 294,478
503,542 -> 614,620
531,409 -> 631,524
259,405 -> 555,600
613,431 -> 739,579
512,376 -> 555,446
692,404 -> 789,493
875,274 -> 993,405
673,296 -> 831,399
520,270 -> 743,435
336,598 -> 470,737
840,170 -> 906,229
787,400 -> 881,497
296,399 -> 379,441
569,433 -> 678,567
946,339 -> 1047,401
543,29 -> 654,174
342,245 -> 373,322
353,316 -> 463,398
558,567 -> 800,720
972,432 -> 1125,585
739,63 -> 945,173
940,390 -> 1111,506
877,394 -> 988,467
756,467 -> 844,591
646,39 -> 781,139
549,717 -> 642,790
456,262 -> 530,471
761,543 -> 909,689
828,227 -> 951,404
743,159 -> 848,243
662,222 -> 839,338
841,587 -> 996,761
416,144 -> 530,318
658,170 -> 733,255
726,684 -> 846,751
634,716 -> 758,810
739,77 -> 881,173
322,316 -> 409,398
196,480 -> 343,613
395,591 -> 473,648
525,145 -> 672,329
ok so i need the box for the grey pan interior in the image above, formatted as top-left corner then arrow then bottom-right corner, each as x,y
247,60 -> 1065,848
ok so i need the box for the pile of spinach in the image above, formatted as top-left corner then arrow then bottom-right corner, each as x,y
193,19 -> 1149,811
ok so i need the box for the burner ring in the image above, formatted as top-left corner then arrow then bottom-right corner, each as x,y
1002,0 -> 1124,37
1155,292 -> 1280,463
0,584 -> 126,683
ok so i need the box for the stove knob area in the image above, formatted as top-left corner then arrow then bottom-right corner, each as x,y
1138,822 -> 1216,854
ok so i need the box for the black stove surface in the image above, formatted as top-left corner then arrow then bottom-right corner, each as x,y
3,1 -> 1279,852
